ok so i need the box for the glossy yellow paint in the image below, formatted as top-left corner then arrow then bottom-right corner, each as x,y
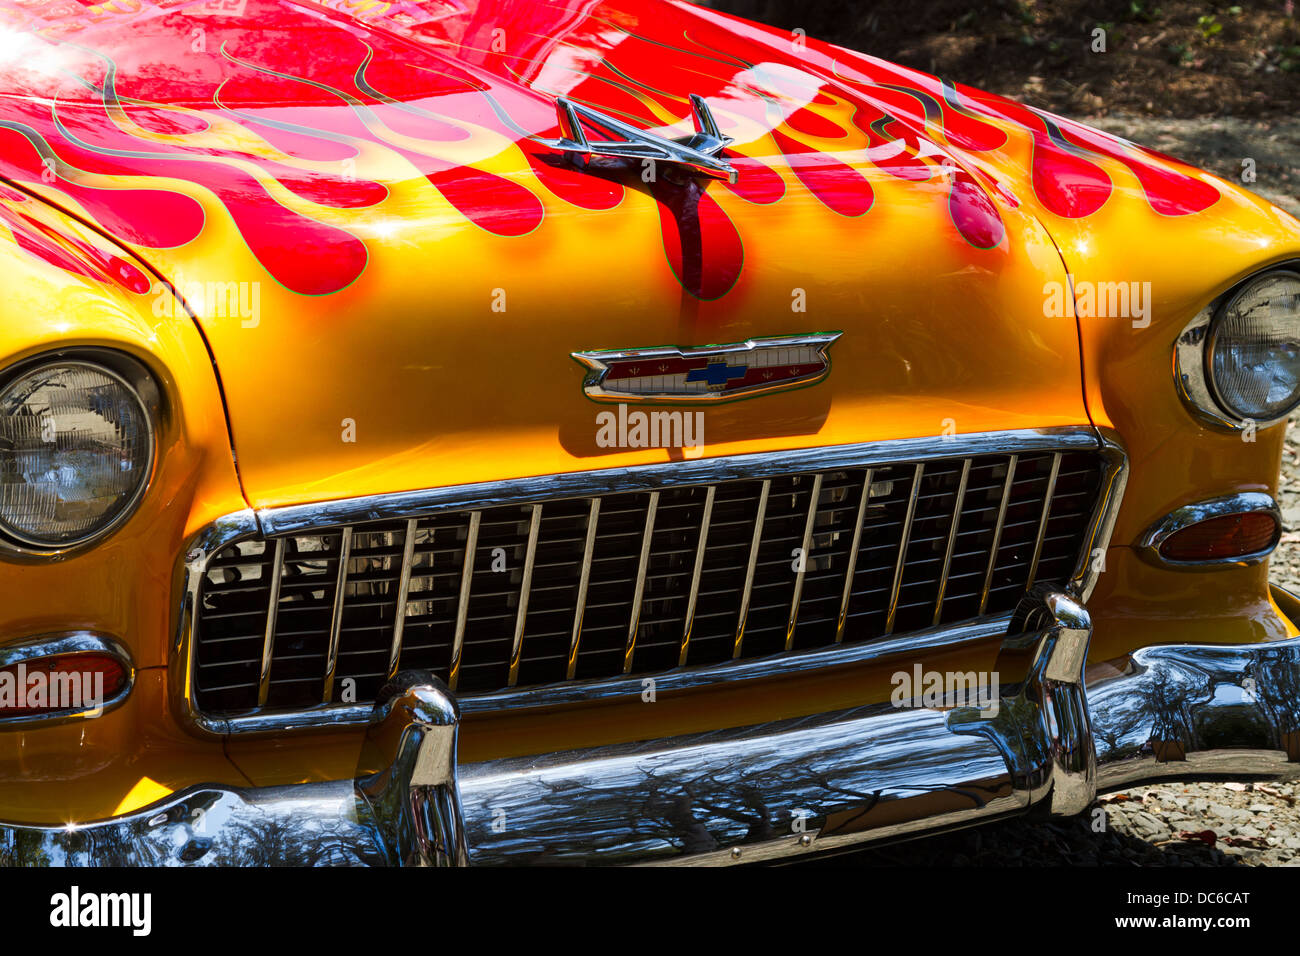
0,670 -> 250,824
0,195 -> 251,823
3,19 -> 1300,822
0,193 -> 246,668
114,133 -> 1093,511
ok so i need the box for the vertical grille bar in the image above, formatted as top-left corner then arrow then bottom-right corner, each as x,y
1025,452 -> 1062,589
196,444 -> 1109,716
566,498 -> 601,680
932,458 -> 972,626
448,510 -> 481,692
733,479 -> 771,659
678,484 -> 716,667
884,464 -> 924,636
623,491 -> 660,674
256,537 -> 286,707
321,525 -> 353,703
387,518 -> 418,680
978,455 -> 1018,615
507,504 -> 543,687
834,468 -> 873,644
784,473 -> 824,651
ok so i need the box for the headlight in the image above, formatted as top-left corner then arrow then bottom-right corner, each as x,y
1207,270 -> 1300,422
1175,266 -> 1300,429
0,357 -> 155,548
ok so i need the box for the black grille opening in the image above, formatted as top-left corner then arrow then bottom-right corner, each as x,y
192,448 -> 1106,716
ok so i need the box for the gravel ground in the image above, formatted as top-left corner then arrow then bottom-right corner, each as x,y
806,778 -> 1300,867
809,114 -> 1300,867
1084,114 -> 1300,219
1272,417 -> 1300,595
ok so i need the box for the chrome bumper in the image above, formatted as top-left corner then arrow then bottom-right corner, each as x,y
5,589 -> 1299,866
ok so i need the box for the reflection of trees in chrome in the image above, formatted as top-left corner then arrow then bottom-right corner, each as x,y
1249,646 -> 1300,741
204,811 -> 382,866
468,751 -> 996,865
0,799 -> 385,867
0,830 -> 53,866
1092,643 -> 1300,764
629,766 -> 779,855
1091,660 -> 1209,763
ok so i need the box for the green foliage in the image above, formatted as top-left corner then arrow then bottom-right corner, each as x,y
1126,0 -> 1162,23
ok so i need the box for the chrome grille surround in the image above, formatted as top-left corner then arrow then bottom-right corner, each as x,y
171,427 -> 1127,737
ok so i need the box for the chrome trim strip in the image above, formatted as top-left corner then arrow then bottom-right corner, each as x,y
624,491 -> 660,674
1136,491 -> 1281,570
978,455 -> 1017,616
258,429 -> 1102,536
0,631 -> 135,729
1070,433 -> 1128,603
1025,452 -> 1061,588
507,505 -> 543,687
566,499 -> 600,681
173,427 -> 1128,737
933,458 -> 971,626
733,478 -> 770,659
169,509 -> 258,735
462,611 -> 1011,715
785,473 -> 823,651
388,518 -> 418,680
257,538 -> 286,708
679,485 -> 716,667
322,526 -> 353,704
448,512 -> 480,692
884,464 -> 923,635
190,612 -> 1015,733
835,468 -> 872,644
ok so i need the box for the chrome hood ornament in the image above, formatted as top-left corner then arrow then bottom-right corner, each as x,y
572,333 -> 842,404
540,94 -> 738,184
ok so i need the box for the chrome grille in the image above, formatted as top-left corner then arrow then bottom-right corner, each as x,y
193,449 -> 1103,716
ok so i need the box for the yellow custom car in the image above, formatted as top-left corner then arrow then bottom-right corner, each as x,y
0,0 -> 1298,865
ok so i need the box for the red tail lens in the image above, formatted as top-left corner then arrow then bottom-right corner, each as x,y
1158,512 -> 1279,563
0,653 -> 128,717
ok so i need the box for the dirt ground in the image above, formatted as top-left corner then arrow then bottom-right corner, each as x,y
703,0 -> 1300,120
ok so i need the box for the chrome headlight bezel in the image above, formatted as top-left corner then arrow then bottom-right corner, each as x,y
1175,263 -> 1300,430
0,349 -> 161,556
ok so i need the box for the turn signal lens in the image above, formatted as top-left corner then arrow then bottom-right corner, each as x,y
1158,511 -> 1280,563
0,653 -> 128,717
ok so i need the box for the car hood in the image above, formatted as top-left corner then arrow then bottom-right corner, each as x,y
0,0 -> 1243,508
